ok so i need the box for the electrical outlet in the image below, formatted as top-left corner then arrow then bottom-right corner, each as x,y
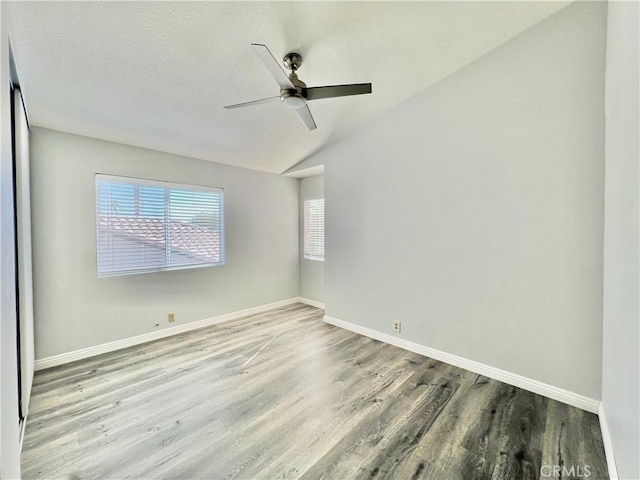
393,321 -> 401,333
168,313 -> 175,323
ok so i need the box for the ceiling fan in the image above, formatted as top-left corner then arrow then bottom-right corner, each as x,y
223,43 -> 372,131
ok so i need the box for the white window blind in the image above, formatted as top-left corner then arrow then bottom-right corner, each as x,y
304,197 -> 324,261
96,174 -> 224,276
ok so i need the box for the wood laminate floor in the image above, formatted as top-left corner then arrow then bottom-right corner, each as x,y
22,304 -> 608,480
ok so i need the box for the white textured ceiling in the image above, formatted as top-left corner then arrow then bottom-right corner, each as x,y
5,1 -> 568,174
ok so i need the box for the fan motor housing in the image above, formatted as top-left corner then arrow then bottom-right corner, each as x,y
288,72 -> 306,89
281,70 -> 308,109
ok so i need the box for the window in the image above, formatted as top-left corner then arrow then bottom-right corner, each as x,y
96,174 -> 224,276
304,197 -> 324,261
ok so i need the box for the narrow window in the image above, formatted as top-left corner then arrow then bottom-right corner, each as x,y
96,174 -> 224,276
304,197 -> 324,261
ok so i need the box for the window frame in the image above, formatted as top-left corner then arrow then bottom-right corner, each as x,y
95,173 -> 225,277
303,196 -> 325,262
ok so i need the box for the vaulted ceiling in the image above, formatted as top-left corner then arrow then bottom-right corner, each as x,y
5,1 -> 569,174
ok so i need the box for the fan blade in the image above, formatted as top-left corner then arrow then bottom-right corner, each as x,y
223,96 -> 280,109
304,83 -> 372,101
293,105 -> 317,131
251,43 -> 295,90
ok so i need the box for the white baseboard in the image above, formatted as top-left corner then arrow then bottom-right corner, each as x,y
298,297 -> 325,309
324,315 -> 600,414
35,298 -> 303,371
598,403 -> 619,480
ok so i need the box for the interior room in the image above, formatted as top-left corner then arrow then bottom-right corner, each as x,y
0,1 -> 638,479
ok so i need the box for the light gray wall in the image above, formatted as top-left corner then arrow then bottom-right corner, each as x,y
313,2 -> 606,399
602,2 -> 639,479
30,128 -> 299,359
299,174 -> 324,303
1,6 -> 22,478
